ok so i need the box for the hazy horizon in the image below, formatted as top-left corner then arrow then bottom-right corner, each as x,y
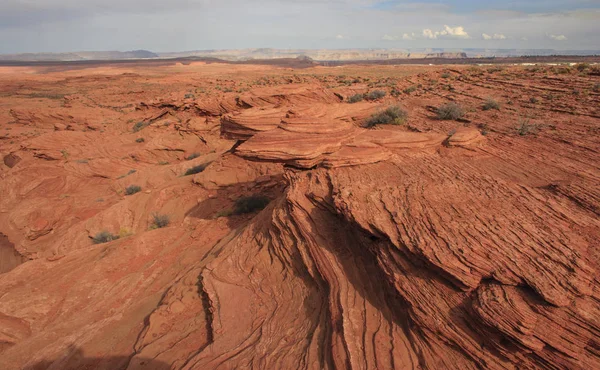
1,1 -> 599,54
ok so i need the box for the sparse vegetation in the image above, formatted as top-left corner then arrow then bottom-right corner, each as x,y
132,121 -> 149,132
441,72 -> 451,79
186,152 -> 200,160
530,97 -> 539,104
233,195 -> 270,215
593,83 -> 600,93
364,105 -> 408,127
215,209 -> 233,218
482,98 -> 500,111
348,94 -> 364,103
575,63 -> 589,72
92,231 -> 119,244
436,102 -> 464,120
516,117 -> 540,136
150,213 -> 170,229
125,185 -> 142,195
135,137 -> 145,143
184,163 -> 208,176
403,86 -> 417,94
365,90 -> 386,101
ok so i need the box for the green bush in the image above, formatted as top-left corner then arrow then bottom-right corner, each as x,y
364,105 -> 408,127
233,195 -> 270,215
436,102 -> 464,120
184,163 -> 208,176
150,213 -> 170,229
92,231 -> 119,244
403,86 -> 417,94
348,94 -> 364,103
441,72 -> 451,79
516,117 -> 540,136
125,185 -> 142,195
132,121 -> 149,132
135,138 -> 145,143
365,90 -> 386,101
482,98 -> 500,111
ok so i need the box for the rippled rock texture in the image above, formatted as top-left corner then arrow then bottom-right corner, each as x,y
0,62 -> 599,369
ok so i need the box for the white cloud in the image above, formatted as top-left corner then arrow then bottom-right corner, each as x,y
483,33 -> 506,40
423,25 -> 470,39
550,34 -> 567,41
382,34 -> 398,41
422,29 -> 437,39
335,34 -> 344,39
402,33 -> 415,40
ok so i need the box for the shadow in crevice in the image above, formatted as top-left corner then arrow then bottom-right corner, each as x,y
23,345 -> 170,370
0,232 -> 28,274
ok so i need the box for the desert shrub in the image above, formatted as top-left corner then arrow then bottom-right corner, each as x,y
530,97 -> 539,104
441,72 -> 451,79
575,63 -> 589,72
186,152 -> 200,160
403,86 -> 417,94
516,117 -> 540,136
150,213 -> 170,229
125,185 -> 142,195
572,89 -> 581,96
348,94 -> 364,103
132,121 -> 149,132
390,88 -> 401,97
365,90 -> 387,101
184,93 -> 195,99
436,102 -> 464,120
480,123 -> 490,136
233,195 -> 270,215
184,163 -> 208,176
593,83 -> 600,92
482,98 -> 500,111
92,231 -> 119,244
135,138 -> 145,143
588,65 -> 600,76
364,105 -> 408,127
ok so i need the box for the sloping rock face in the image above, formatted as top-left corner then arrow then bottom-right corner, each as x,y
0,62 -> 598,369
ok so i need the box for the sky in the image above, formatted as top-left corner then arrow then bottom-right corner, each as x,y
0,0 -> 599,53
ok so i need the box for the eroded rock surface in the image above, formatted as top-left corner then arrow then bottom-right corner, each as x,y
0,62 -> 598,369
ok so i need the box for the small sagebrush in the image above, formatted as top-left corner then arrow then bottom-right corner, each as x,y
150,213 -> 170,229
436,102 -> 464,120
184,163 -> 208,176
92,231 -> 119,244
132,121 -> 149,132
365,90 -> 386,101
482,98 -> 500,111
347,94 -> 364,103
233,195 -> 270,215
516,117 -> 540,136
403,86 -> 417,94
125,185 -> 142,195
364,105 -> 408,127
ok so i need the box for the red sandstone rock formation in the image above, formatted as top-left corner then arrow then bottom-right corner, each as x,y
0,62 -> 598,369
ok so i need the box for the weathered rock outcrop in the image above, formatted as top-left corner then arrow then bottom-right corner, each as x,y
0,61 -> 598,370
